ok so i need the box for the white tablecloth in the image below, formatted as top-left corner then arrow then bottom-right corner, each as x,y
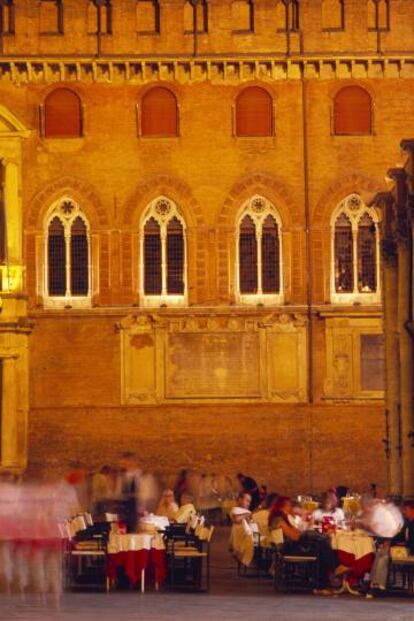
108,533 -> 165,554
331,530 -> 375,561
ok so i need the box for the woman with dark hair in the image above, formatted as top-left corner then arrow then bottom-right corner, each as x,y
269,496 -> 341,595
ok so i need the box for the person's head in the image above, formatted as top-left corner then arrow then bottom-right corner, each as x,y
162,489 -> 176,505
119,452 -> 137,471
336,485 -> 349,500
403,500 -> 414,521
100,465 -> 112,476
237,492 -> 251,510
237,473 -> 245,484
271,496 -> 292,516
321,491 -> 338,512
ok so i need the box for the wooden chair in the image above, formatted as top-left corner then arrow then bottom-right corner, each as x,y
169,525 -> 215,592
271,530 -> 319,593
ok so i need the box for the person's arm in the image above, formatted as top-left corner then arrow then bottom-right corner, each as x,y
277,519 -> 301,541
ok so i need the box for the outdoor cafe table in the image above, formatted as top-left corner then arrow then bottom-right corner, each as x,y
330,529 -> 375,593
107,532 -> 167,593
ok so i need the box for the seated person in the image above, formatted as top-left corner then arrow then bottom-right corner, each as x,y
269,496 -> 340,595
156,489 -> 179,522
311,491 -> 345,530
230,492 -> 252,524
175,493 -> 197,524
367,499 -> 407,596
252,492 -> 278,536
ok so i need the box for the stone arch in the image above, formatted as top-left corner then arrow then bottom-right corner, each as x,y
217,172 -> 301,230
312,173 -> 382,229
122,174 -> 205,228
26,176 -> 108,230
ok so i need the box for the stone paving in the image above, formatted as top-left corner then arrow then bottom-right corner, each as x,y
0,528 -> 413,621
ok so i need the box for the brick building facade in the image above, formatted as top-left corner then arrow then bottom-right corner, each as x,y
1,0 -> 414,495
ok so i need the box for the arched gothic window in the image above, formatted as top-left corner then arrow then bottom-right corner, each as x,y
43,88 -> 82,138
333,85 -> 372,135
140,197 -> 187,305
45,199 -> 91,305
331,194 -> 380,304
184,0 -> 208,33
0,0 -> 14,35
236,196 -> 283,304
235,86 -> 274,137
141,87 -> 178,137
367,0 -> 390,31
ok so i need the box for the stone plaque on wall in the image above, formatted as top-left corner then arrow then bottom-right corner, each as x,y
165,332 -> 261,399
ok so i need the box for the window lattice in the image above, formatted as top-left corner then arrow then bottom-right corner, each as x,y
358,213 -> 377,293
332,194 -> 379,302
167,217 -> 185,295
48,216 -> 66,296
262,215 -> 280,294
144,217 -> 162,295
71,217 -> 89,296
141,198 -> 186,301
239,215 -> 258,294
334,213 -> 353,293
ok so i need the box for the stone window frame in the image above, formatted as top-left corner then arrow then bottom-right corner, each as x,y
367,0 -> 390,32
184,0 -> 208,35
139,196 -> 188,308
321,0 -> 345,33
0,0 -> 14,35
43,197 -> 92,309
235,195 -> 284,306
136,0 -> 160,35
330,193 -> 381,305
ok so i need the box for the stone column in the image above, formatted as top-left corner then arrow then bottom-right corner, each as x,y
383,249 -> 402,494
398,240 -> 414,496
4,160 -> 23,291
0,356 -> 18,468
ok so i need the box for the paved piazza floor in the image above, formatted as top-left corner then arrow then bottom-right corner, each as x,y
1,528 -> 413,621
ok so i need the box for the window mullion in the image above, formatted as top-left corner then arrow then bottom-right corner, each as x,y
161,224 -> 167,296
257,221 -> 263,296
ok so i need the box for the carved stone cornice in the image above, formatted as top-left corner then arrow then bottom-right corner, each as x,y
1,55 -> 414,85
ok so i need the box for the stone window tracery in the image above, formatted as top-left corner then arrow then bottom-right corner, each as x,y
140,197 -> 187,306
88,0 -> 112,35
331,194 -> 380,304
236,196 -> 283,305
231,0 -> 254,33
367,0 -> 390,31
322,0 -> 344,31
45,199 -> 91,306
136,0 -> 160,34
40,0 -> 63,35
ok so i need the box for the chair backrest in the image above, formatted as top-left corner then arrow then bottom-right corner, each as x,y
198,525 -> 215,542
269,528 -> 284,546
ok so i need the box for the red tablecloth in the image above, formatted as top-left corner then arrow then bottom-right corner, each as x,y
331,530 -> 375,587
107,534 -> 167,587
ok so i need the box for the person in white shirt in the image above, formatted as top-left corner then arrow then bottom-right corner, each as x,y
175,493 -> 197,524
311,491 -> 345,529
230,492 -> 252,524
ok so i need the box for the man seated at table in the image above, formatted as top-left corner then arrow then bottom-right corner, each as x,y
230,492 -> 252,524
156,489 -> 179,522
175,493 -> 197,524
311,491 -> 345,530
